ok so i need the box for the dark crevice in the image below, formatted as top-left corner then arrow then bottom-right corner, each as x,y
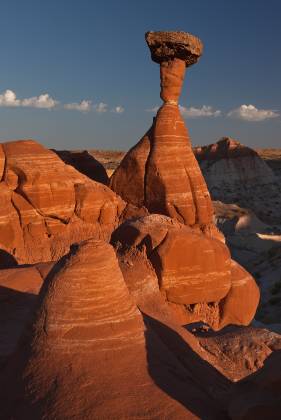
184,166 -> 199,224
143,125 -> 154,207
11,196 -> 23,229
147,231 -> 169,289
0,145 -> 6,182
172,204 -> 185,224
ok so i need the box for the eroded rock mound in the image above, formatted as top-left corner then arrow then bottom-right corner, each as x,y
0,139 -> 128,265
2,239 -> 224,419
112,214 -> 260,330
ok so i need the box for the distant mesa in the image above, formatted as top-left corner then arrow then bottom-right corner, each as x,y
194,137 -> 258,161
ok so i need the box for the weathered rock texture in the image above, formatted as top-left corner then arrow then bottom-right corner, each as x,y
0,30 -> 271,419
145,31 -> 203,67
1,240 -> 226,419
0,139 -> 134,265
112,215 -> 260,330
193,325 -> 281,382
228,350 -> 281,419
194,137 -> 281,224
110,31 -> 216,236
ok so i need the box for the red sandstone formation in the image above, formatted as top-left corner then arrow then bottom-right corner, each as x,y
1,240 -> 226,419
0,139 -> 132,265
219,261 -> 261,329
0,30 -> 272,419
0,144 -> 4,179
112,214 -> 260,330
111,31 -> 215,234
0,266 -> 43,295
110,31 -> 259,332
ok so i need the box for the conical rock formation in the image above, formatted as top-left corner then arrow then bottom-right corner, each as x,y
110,32 -> 217,236
111,104 -> 216,233
2,239 -> 223,419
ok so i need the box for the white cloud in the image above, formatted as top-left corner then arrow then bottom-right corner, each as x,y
0,89 -> 58,109
21,93 -> 58,109
227,104 -> 279,121
64,100 -> 92,112
94,102 -> 108,113
112,105 -> 124,114
179,105 -> 221,118
0,89 -> 21,107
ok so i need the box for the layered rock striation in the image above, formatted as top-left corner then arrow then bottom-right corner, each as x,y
1,240 -> 224,419
110,31 -> 259,330
111,31 -> 215,235
0,30 -> 269,419
0,139 -> 131,265
112,214 -> 259,330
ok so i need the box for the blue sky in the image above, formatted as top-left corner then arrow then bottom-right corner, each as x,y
0,0 -> 280,150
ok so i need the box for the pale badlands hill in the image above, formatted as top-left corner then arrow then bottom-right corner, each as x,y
89,146 -> 281,177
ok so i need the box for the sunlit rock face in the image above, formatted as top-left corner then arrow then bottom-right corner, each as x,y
111,31 -> 217,238
0,30 -> 271,420
0,139 -> 131,265
112,214 -> 260,330
1,239 -> 222,420
110,31 -> 259,330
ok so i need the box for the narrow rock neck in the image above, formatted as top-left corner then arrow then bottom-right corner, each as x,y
160,58 -> 186,104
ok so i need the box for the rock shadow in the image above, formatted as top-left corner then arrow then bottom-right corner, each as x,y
0,250 -> 18,269
143,313 -> 232,419
228,349 -> 281,419
53,149 -> 109,185
0,286 -> 37,367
